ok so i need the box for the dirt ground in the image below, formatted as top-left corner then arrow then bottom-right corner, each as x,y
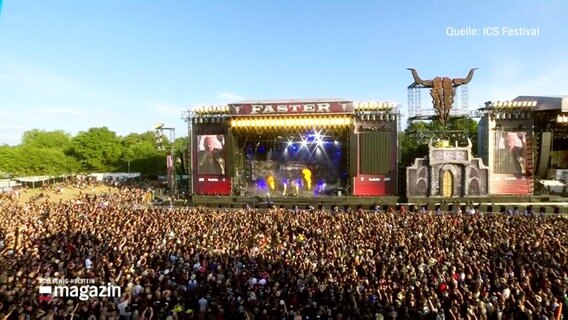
15,185 -> 115,203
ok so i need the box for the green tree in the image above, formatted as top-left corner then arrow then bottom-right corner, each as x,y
122,132 -> 161,162
120,140 -> 165,174
118,131 -> 167,174
0,145 -> 20,176
17,145 -> 80,175
126,154 -> 168,175
173,137 -> 189,175
123,140 -> 159,162
451,117 -> 479,151
0,145 -> 80,176
69,127 -> 123,172
1,126 -> 189,176
400,117 -> 479,166
122,131 -> 156,147
21,129 -> 72,151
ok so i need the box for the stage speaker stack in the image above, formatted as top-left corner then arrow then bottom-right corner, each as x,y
360,132 -> 390,174
225,133 -> 235,177
537,132 -> 552,178
349,133 -> 358,177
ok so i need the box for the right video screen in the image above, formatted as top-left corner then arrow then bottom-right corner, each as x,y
491,130 -> 532,194
493,131 -> 528,174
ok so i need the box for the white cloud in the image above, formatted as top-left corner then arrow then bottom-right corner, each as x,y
2,63 -> 80,96
469,58 -> 568,108
0,122 -> 25,129
39,106 -> 90,117
187,102 -> 209,110
137,99 -> 186,116
218,91 -> 246,102
155,103 -> 185,117
0,130 -> 23,146
0,61 -> 111,117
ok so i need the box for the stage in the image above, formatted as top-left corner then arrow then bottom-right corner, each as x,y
173,194 -> 568,213
188,194 -> 398,210
188,100 -> 399,199
179,97 -> 568,214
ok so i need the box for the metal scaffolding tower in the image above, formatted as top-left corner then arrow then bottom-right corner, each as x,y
181,110 -> 194,195
460,84 -> 469,116
407,86 -> 421,119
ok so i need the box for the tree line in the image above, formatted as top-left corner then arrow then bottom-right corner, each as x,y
0,127 -> 188,177
399,117 -> 479,166
0,118 -> 478,178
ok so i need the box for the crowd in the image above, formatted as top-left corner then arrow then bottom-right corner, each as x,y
0,186 -> 567,320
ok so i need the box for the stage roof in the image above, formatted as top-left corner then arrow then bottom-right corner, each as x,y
514,96 -> 568,112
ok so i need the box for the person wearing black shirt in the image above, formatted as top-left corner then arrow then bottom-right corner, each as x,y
198,136 -> 224,175
497,132 -> 527,174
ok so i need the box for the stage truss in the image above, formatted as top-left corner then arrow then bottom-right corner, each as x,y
407,84 -> 471,122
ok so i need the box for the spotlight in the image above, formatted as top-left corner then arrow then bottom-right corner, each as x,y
314,131 -> 321,141
287,141 -> 293,146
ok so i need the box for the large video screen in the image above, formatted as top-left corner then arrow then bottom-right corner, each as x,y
493,131 -> 529,174
491,130 -> 533,195
197,135 -> 225,175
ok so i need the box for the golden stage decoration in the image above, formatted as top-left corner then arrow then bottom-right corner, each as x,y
433,139 -> 451,148
353,101 -> 396,112
194,105 -> 230,115
302,168 -> 312,191
267,176 -> 276,191
230,116 -> 351,130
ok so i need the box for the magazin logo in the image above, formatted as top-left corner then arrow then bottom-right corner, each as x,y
38,278 -> 121,301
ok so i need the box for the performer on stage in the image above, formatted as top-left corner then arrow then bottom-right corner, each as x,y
282,179 -> 288,196
293,179 -> 300,195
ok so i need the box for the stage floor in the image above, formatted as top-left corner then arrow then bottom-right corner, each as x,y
190,194 -> 397,208
184,195 -> 568,213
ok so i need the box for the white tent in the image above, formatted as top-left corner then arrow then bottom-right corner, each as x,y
540,179 -> 566,193
15,176 -> 51,188
0,179 -> 20,192
88,172 -> 141,182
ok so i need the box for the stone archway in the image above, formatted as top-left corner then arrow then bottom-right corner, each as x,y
469,178 -> 480,196
439,164 -> 460,197
442,170 -> 454,197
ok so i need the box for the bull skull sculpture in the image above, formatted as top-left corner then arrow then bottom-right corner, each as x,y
407,68 -> 478,125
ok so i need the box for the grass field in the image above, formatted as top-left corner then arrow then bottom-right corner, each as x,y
16,185 -> 115,203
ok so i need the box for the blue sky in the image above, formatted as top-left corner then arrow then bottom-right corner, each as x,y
0,1 -> 566,145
